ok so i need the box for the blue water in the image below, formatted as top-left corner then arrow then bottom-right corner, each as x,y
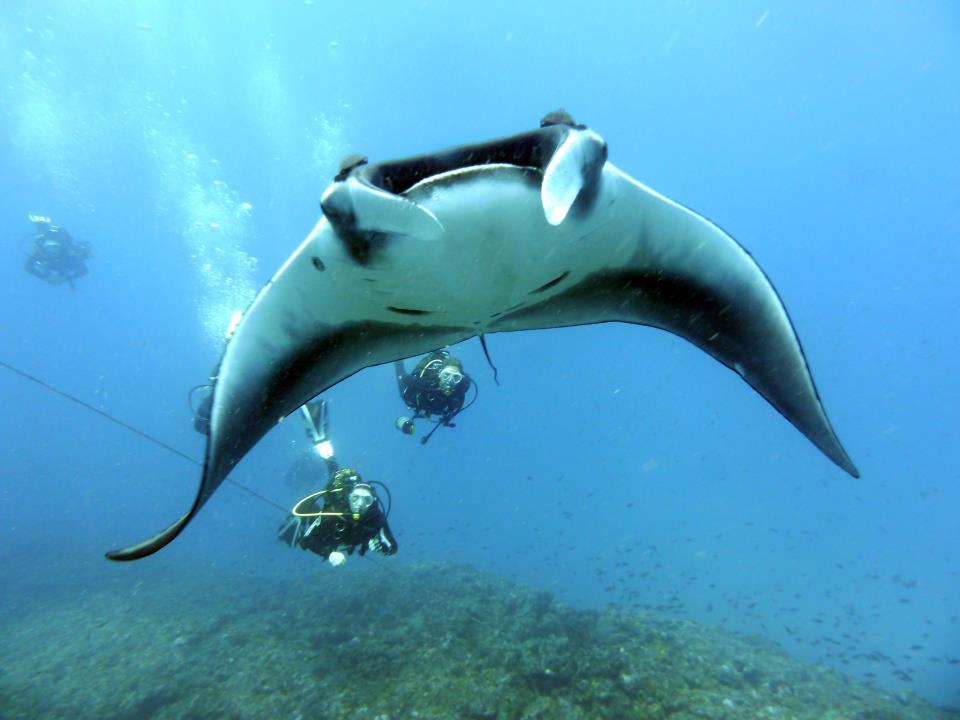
1,0 -> 958,708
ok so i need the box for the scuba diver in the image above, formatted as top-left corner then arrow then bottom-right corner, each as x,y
394,348 -> 477,444
22,215 -> 91,288
188,310 -> 244,435
188,363 -> 218,435
277,398 -> 397,567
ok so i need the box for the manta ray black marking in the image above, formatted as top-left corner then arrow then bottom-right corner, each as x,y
106,111 -> 858,561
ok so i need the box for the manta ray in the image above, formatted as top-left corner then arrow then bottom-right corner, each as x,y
107,110 -> 858,561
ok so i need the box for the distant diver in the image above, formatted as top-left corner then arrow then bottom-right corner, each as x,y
188,364 -> 218,435
394,348 -> 477,444
22,215 -> 91,288
277,398 -> 397,567
187,310 -> 244,436
106,109 -> 860,562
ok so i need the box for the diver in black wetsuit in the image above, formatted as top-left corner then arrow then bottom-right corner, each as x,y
394,349 -> 477,444
22,215 -> 91,288
277,399 -> 397,566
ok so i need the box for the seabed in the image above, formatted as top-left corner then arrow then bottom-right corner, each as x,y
1,560 -> 956,720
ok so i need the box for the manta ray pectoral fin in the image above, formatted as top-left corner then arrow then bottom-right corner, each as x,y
541,128 -> 607,225
496,165 -> 859,478
321,175 -> 444,239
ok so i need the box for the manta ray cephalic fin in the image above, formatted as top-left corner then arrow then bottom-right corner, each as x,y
541,127 -> 607,225
321,175 -> 444,239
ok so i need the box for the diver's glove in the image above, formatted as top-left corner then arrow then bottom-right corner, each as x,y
328,551 -> 347,567
369,529 -> 397,556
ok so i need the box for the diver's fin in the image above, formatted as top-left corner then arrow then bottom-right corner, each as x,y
301,399 -> 330,444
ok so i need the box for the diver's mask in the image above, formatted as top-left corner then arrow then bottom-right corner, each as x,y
438,365 -> 463,395
348,484 -> 375,519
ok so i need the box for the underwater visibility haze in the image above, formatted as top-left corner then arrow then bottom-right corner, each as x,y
1,2 -> 958,717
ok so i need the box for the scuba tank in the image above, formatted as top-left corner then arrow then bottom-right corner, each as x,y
395,416 -> 415,435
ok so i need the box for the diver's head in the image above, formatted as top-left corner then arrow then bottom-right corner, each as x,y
348,483 -> 376,519
438,363 -> 464,395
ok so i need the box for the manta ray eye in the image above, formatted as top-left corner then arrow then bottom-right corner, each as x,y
311,257 -> 326,271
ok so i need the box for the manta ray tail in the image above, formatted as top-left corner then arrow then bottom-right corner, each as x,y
104,509 -> 195,561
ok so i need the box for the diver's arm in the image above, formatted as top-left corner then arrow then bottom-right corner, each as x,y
405,367 -> 439,394
308,531 -> 342,563
358,506 -> 397,556
452,380 -> 473,415
374,520 -> 398,556
439,385 -> 467,423
449,390 -> 467,416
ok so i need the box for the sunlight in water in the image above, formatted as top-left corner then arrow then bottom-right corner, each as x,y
143,127 -> 259,346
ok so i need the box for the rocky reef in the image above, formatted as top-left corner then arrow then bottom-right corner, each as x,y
1,561 -> 956,719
